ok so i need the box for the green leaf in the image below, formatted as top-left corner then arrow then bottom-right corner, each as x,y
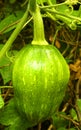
0,99 -> 31,130
49,0 -> 56,4
0,44 -> 4,50
37,0 -> 47,4
65,58 -> 73,63
52,112 -> 68,129
0,94 -> 4,109
69,128 -> 77,130
56,4 -> 70,14
70,108 -> 78,120
0,53 -> 12,84
71,5 -> 81,21
57,127 -> 66,130
0,99 -> 18,125
0,44 -> 18,84
0,76 -> 4,108
9,0 -> 16,4
0,44 -> 11,84
76,99 -> 81,112
37,0 -> 56,4
0,59 -> 12,84
47,0 -> 56,4
0,10 -> 24,34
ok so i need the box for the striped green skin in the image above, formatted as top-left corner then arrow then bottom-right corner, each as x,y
12,44 -> 70,126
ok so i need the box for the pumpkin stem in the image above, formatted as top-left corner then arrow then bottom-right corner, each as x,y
32,5 -> 48,45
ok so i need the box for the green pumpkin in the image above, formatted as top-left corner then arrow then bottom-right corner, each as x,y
12,44 -> 70,126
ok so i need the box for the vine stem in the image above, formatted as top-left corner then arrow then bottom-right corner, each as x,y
46,8 -> 81,22
32,5 -> 48,45
29,0 -> 48,45
0,5 -> 29,61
